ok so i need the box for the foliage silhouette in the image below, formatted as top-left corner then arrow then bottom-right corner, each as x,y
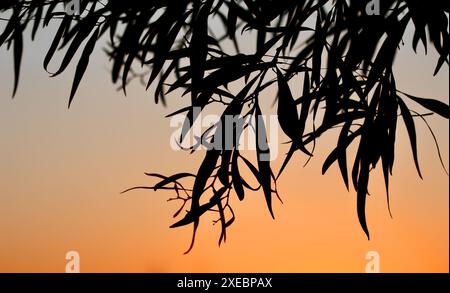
1,0 -> 449,253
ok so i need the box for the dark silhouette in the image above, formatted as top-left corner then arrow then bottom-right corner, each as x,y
1,0 -> 449,253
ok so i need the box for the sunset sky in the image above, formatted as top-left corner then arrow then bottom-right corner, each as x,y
0,16 -> 448,272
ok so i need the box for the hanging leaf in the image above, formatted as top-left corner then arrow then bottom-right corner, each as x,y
276,68 -> 299,140
255,101 -> 274,218
397,96 -> 423,179
68,27 -> 99,107
357,151 -> 371,240
401,92 -> 450,119
232,150 -> 245,201
12,28 -> 23,97
52,14 -> 100,77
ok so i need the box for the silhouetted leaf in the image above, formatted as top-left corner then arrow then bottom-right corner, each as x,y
276,68 -> 299,140
322,121 -> 359,190
44,16 -> 71,73
402,92 -> 450,119
12,28 -> 23,97
218,150 -> 232,186
397,96 -> 423,179
31,5 -> 43,41
68,27 -> 99,107
146,8 -> 190,89
298,70 -> 311,138
276,68 -> 313,178
365,16 -> 408,95
52,14 -> 100,77
357,152 -> 371,240
0,8 -> 19,47
231,150 -> 245,201
182,149 -> 220,253
190,1 -> 212,102
255,100 -> 274,218
154,173 -> 195,190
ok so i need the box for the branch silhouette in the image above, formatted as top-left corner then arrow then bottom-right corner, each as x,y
1,0 -> 449,253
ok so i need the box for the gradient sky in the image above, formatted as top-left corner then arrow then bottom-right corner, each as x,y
0,14 -> 448,272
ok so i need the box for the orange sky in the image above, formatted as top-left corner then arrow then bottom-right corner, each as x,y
0,20 -> 448,273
